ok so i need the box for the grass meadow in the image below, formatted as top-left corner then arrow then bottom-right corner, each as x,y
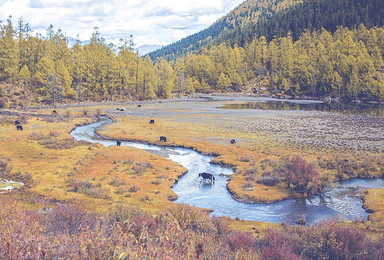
1,98 -> 384,258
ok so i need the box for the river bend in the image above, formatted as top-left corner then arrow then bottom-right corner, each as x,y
70,117 -> 384,225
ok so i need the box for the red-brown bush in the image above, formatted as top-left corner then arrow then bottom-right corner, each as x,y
1,196 -> 384,259
44,204 -> 98,235
226,230 -> 255,251
281,156 -> 322,194
212,216 -> 231,237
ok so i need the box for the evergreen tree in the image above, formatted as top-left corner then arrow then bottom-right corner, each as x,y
0,17 -> 18,81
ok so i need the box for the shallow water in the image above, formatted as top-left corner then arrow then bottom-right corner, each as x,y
0,179 -> 24,192
70,118 -> 383,224
219,101 -> 384,116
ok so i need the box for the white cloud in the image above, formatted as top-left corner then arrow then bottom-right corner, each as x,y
0,0 -> 244,46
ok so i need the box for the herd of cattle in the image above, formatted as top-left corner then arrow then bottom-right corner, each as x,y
113,117 -> 234,185
13,107 -> 234,186
114,118 -> 236,146
14,110 -> 59,131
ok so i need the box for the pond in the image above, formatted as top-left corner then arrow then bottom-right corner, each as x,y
70,117 -> 384,225
0,179 -> 24,193
219,100 -> 384,116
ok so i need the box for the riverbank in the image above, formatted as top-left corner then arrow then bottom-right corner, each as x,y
0,109 -> 188,214
1,97 -> 384,228
363,189 -> 384,229
95,97 -> 383,203
79,118 -> 383,224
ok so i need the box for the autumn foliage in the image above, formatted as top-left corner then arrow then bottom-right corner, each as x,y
1,196 -> 384,259
282,156 -> 322,195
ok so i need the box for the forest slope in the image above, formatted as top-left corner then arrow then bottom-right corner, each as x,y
149,0 -> 384,61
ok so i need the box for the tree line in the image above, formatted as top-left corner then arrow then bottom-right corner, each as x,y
174,24 -> 384,101
1,16 -> 384,104
0,17 -> 177,105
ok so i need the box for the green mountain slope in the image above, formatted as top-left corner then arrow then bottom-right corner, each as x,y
149,0 -> 384,61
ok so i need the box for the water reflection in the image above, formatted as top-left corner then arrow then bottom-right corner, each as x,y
220,101 -> 384,116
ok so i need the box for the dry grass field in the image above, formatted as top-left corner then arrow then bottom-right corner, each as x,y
97,96 -> 384,228
0,107 -> 186,214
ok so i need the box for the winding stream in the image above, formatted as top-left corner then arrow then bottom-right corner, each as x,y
70,117 -> 384,225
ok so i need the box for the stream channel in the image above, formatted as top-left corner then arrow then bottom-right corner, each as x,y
70,117 -> 384,225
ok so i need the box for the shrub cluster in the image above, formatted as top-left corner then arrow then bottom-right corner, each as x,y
66,177 -> 111,200
1,197 -> 383,259
0,158 -> 33,187
131,161 -> 153,175
257,170 -> 281,186
279,156 -> 322,195
108,175 -> 126,187
250,156 -> 322,194
28,132 -> 89,150
318,155 -> 381,180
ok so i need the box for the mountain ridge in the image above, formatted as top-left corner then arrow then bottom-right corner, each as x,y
136,44 -> 163,56
148,0 -> 384,61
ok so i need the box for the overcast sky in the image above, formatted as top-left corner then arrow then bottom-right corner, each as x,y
0,0 -> 244,47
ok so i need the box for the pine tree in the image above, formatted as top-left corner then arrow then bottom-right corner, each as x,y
217,72 -> 232,91
0,17 -> 18,81
34,56 -> 55,95
17,64 -> 31,82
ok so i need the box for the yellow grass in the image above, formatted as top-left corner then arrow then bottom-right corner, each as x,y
229,218 -> 281,237
97,115 -> 329,203
2,99 -> 384,233
363,189 -> 384,229
0,112 -> 185,214
92,100 -> 384,230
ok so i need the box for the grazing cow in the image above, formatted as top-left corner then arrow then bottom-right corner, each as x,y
160,136 -> 167,142
297,217 -> 306,226
116,140 -> 121,146
52,110 -> 57,115
230,139 -> 236,144
138,105 -> 142,107
16,125 -> 23,130
14,120 -> 20,125
198,172 -> 215,183
149,119 -> 155,124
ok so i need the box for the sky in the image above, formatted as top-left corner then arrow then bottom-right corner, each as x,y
0,0 -> 244,47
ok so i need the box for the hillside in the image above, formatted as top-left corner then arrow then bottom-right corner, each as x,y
148,0 -> 302,61
148,0 -> 384,61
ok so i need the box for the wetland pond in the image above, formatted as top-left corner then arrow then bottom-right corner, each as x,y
219,99 -> 384,116
71,117 -> 384,225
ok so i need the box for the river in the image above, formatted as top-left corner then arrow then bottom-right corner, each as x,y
70,117 -> 384,225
